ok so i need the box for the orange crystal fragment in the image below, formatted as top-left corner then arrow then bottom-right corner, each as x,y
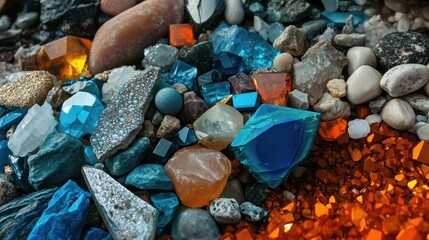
396,226 -> 422,240
366,229 -> 383,240
37,36 -> 91,81
356,105 -> 371,119
253,72 -> 291,106
169,24 -> 195,47
319,118 -> 348,141
236,229 -> 254,240
314,202 -> 329,218
412,141 -> 429,165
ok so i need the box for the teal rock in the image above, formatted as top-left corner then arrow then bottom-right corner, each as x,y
28,180 -> 91,240
150,192 -> 180,235
28,131 -> 86,190
171,207 -> 221,240
63,81 -> 101,99
231,104 -> 321,188
155,87 -> 183,115
84,146 -> 99,165
105,137 -> 151,177
0,188 -> 57,240
125,164 -> 173,191
81,227 -> 111,240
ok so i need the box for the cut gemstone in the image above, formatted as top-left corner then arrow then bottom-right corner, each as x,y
198,70 -> 222,86
253,72 -> 292,107
60,92 -> 104,139
201,81 -> 231,106
321,12 -> 367,27
148,138 -> 179,164
0,108 -> 28,131
168,60 -> 198,91
8,102 -> 58,157
177,127 -> 197,147
232,92 -> 260,111
37,36 -> 92,81
212,51 -> 244,75
231,104 -> 321,188
169,24 -> 195,47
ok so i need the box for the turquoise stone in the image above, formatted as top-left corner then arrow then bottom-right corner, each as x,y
150,192 -> 180,235
0,107 -> 7,118
232,92 -> 260,111
201,81 -> 231,106
212,51 -> 244,75
84,146 -> 99,165
209,24 -> 280,71
125,164 -> 173,191
0,108 -> 27,130
231,104 -> 321,188
168,60 -> 198,91
321,12 -> 367,27
177,127 -> 197,146
155,87 -> 183,115
59,92 -> 104,139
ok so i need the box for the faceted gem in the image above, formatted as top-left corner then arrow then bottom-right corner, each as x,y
168,60 -> 198,91
228,73 -> 255,94
143,43 -> 178,72
8,102 -> 58,157
194,104 -> 243,151
253,72 -> 292,107
169,24 -> 195,47
180,91 -> 208,124
60,92 -> 104,139
149,138 -> 179,164
28,180 -> 91,240
0,108 -> 28,131
150,192 -> 179,235
201,81 -> 231,106
178,41 -> 214,74
82,166 -> 158,240
321,12 -> 367,27
171,207 -> 221,240
198,70 -> 222,86
91,67 -> 160,160
212,51 -> 244,75
209,24 -> 280,70
319,118 -> 348,141
165,146 -> 232,207
177,127 -> 197,146
231,104 -> 321,188
125,164 -> 173,191
155,87 -> 183,115
233,92 -> 260,111
412,140 -> 429,165
37,36 -> 91,81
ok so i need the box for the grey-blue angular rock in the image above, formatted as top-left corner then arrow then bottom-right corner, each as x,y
28,130 -> 85,190
150,192 -> 180,235
0,15 -> 12,31
63,81 -> 101,99
267,0 -> 311,23
302,19 -> 327,40
105,137 -> 151,177
240,201 -> 268,222
28,180 -> 91,240
220,178 -> 245,204
245,182 -> 268,206
171,207 -> 221,240
142,44 -> 178,72
15,12 -> 39,29
125,164 -> 173,190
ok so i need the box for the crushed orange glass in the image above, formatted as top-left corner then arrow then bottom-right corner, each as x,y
169,23 -> 195,47
253,72 -> 291,106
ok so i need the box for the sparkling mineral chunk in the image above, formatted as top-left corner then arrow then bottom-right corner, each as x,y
412,140 -> 429,164
59,92 -> 104,139
201,81 -> 231,106
212,51 -> 244,75
169,24 -> 195,47
37,36 -> 91,81
193,104 -> 243,151
91,67 -> 160,160
82,166 -> 158,240
232,92 -> 260,111
231,104 -> 321,188
102,66 -> 137,104
168,60 -> 197,91
164,146 -> 232,207
253,72 -> 291,107
8,102 -> 57,157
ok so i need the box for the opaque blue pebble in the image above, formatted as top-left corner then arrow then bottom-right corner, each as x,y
155,88 -> 183,115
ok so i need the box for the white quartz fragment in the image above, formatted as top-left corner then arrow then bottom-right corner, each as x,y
347,119 -> 371,139
102,66 -> 137,104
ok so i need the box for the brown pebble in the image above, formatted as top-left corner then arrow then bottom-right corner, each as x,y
100,0 -> 137,16
157,115 -> 181,138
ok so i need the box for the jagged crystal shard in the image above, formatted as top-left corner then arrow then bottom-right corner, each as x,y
231,104 -> 321,188
8,102 -> 57,157
91,67 -> 160,160
82,166 -> 158,240
59,92 -> 104,139
102,66 -> 137,104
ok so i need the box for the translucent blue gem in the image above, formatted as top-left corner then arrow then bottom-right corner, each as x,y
150,192 -> 179,236
268,22 -> 284,43
212,51 -> 244,76
232,92 -> 260,111
59,92 -> 104,139
149,138 -> 179,164
177,127 -> 197,146
0,140 -> 10,174
231,104 -> 321,188
321,12 -> 367,27
0,108 -> 28,130
168,60 -> 198,91
209,24 -> 280,71
200,81 -> 231,106
0,130 -> 5,140
198,70 -> 222,87
84,146 -> 99,165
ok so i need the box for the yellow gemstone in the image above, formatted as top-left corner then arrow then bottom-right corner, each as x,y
37,36 -> 92,81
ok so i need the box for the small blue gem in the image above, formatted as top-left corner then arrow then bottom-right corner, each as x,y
0,108 -> 28,130
212,51 -> 244,76
177,127 -> 197,146
321,12 -> 367,27
201,81 -> 231,106
232,92 -> 260,111
168,60 -> 198,91
0,140 -> 10,174
149,138 -> 179,164
84,146 -> 99,165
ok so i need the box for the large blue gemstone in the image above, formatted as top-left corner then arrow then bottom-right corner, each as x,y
0,108 -> 28,130
150,192 -> 179,235
168,60 -> 198,91
59,92 -> 104,139
200,81 -> 231,106
321,12 -> 367,27
231,104 -> 321,188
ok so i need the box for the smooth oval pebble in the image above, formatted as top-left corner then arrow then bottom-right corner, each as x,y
273,52 -> 293,72
346,46 -> 377,75
347,65 -> 382,105
380,98 -> 416,130
89,0 -> 185,74
224,0 -> 244,25
380,64 -> 429,97
416,124 -> 429,141
100,0 -> 137,16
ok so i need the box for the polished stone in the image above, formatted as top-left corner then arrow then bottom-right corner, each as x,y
232,92 -> 260,111
171,207 -> 221,240
155,87 -> 183,115
201,81 -> 231,106
0,108 -> 28,131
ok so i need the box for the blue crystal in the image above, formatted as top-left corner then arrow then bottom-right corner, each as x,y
209,24 -> 280,71
125,164 -> 173,190
321,12 -> 367,27
177,127 -> 197,146
198,70 -> 222,86
0,140 -> 10,174
168,60 -> 198,91
149,138 -> 179,164
232,92 -> 260,111
59,92 -> 104,139
268,22 -> 284,43
84,146 -> 99,165
201,81 -> 231,106
0,108 -> 28,130
212,51 -> 244,75
150,192 -> 180,235
231,104 -> 321,188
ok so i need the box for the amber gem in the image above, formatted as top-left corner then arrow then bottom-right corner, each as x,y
169,24 -> 195,47
318,118 -> 348,141
253,72 -> 291,106
412,140 -> 429,165
37,36 -> 91,81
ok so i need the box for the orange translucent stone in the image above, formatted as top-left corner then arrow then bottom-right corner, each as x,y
268,227 -> 280,239
253,72 -> 291,106
37,36 -> 91,81
318,118 -> 348,141
235,229 -> 254,240
169,23 -> 195,47
351,148 -> 362,161
412,141 -> 429,165
366,229 -> 383,240
356,105 -> 371,119
314,202 -> 329,218
382,215 -> 400,234
396,226 -> 422,240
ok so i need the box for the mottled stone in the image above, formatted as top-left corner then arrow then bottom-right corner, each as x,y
314,92 -> 351,121
273,25 -> 308,56
369,96 -> 387,113
91,67 -> 160,161
63,81 -> 101,99
380,64 -> 429,97
102,66 -> 137,104
89,0 -> 185,74
381,99 -> 416,130
171,83 -> 188,95
180,91 -> 208,124
139,120 -> 157,142
125,164 -> 173,190
157,115 -> 181,139
267,0 -> 311,23
45,86 -> 71,109
239,201 -> 268,222
0,71 -> 54,108
100,0 -> 137,16
209,198 -> 241,224
333,33 -> 366,47
171,207 -> 220,240
245,182 -> 268,206
402,93 -> 429,114
0,178 -> 18,205
228,73 -> 255,94
347,66 -> 382,105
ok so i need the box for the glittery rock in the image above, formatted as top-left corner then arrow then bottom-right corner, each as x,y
91,67 -> 160,160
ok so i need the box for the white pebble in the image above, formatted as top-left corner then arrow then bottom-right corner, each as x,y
348,119 -> 371,139
346,46 -> 377,75
347,65 -> 382,105
282,190 -> 295,201
380,64 -> 429,97
327,79 -> 347,98
409,122 -> 426,134
273,52 -> 293,73
397,17 -> 410,32
366,114 -> 383,125
225,0 -> 244,25
416,124 -> 429,141
380,98 -> 416,130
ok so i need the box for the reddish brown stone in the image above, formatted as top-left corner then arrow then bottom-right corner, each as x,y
180,91 -> 208,124
100,0 -> 137,16
228,73 -> 255,94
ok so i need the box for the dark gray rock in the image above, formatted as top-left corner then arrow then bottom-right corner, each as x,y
245,182 -> 267,206
171,207 -> 221,240
239,202 -> 268,222
267,0 -> 311,23
0,15 -> 12,31
15,12 -> 39,29
301,19 -> 327,40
